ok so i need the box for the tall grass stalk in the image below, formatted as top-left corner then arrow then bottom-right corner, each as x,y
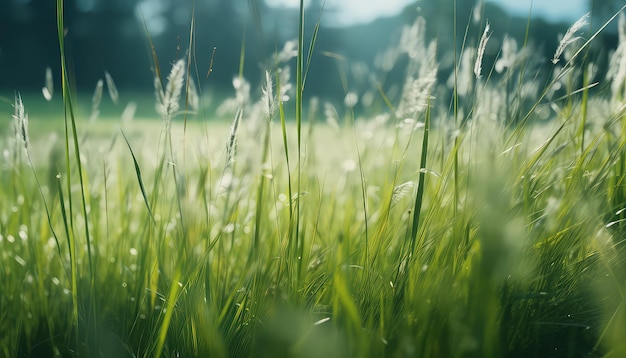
56,0 -> 96,346
293,0 -> 305,284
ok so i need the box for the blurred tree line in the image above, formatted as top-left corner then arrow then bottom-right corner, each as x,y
0,0 -> 619,107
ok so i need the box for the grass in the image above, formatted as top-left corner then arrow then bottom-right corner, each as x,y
2,2 -> 626,357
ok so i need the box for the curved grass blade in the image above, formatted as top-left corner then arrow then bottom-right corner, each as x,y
121,130 -> 157,225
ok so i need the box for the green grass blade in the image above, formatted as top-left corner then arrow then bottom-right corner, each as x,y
121,130 -> 157,224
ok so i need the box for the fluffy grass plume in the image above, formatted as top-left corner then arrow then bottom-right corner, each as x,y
225,107 -> 242,168
12,93 -> 29,151
42,67 -> 53,101
155,58 -> 186,122
474,21 -> 490,78
104,70 -> 119,105
551,12 -> 589,64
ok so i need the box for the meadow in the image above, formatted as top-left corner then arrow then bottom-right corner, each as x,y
2,1 -> 626,357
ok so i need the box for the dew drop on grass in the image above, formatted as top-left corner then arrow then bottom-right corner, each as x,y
52,277 -> 60,286
130,248 -> 138,256
342,159 -> 356,172
14,255 -> 25,266
313,317 -> 330,326
223,223 -> 235,233
122,282 -> 127,288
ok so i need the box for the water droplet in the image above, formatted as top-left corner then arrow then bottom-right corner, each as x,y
14,255 -> 26,266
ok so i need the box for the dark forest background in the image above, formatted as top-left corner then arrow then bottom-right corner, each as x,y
0,0 -> 622,108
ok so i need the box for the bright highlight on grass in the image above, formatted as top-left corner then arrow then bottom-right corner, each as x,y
2,2 -> 626,358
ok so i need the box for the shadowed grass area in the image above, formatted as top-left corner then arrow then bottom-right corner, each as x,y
2,2 -> 626,358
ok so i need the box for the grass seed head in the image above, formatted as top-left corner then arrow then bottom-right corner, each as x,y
42,67 -> 53,101
495,35 -> 518,73
262,70 -> 275,119
156,58 -> 186,122
474,22 -> 491,79
105,71 -> 119,105
551,12 -> 589,64
13,93 -> 29,151
225,108 -> 243,169
186,76 -> 199,112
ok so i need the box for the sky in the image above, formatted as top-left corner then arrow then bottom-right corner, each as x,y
264,0 -> 589,26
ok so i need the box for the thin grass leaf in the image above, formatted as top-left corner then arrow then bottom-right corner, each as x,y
121,130 -> 156,224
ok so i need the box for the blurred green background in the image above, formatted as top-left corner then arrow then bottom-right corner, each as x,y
0,0 -> 621,112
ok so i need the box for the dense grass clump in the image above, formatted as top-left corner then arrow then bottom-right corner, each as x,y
2,2 -> 626,357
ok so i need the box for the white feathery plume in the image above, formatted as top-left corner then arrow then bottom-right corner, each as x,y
42,67 -> 53,101
392,181 -> 415,206
233,76 -> 251,106
277,40 -> 298,63
225,108 -> 243,169
92,79 -> 103,110
186,76 -> 199,112
155,58 -> 186,122
262,70 -> 275,118
608,43 -> 626,99
495,35 -> 518,73
91,79 -> 103,121
618,12 -> 626,44
551,13 -> 589,64
607,12 -> 626,99
104,71 -> 119,105
13,93 -> 29,151
473,1 -> 483,24
121,102 -> 137,124
324,102 -> 340,131
396,67 -> 438,119
399,17 -> 426,59
474,22 -> 491,79
278,66 -> 292,102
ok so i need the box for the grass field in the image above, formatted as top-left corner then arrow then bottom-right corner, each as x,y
2,1 -> 626,357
